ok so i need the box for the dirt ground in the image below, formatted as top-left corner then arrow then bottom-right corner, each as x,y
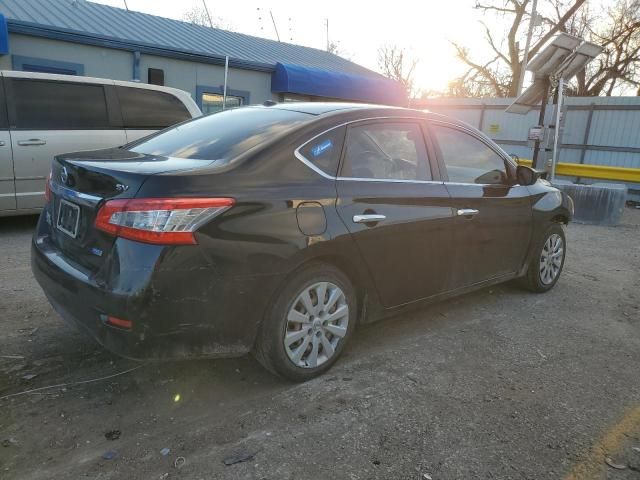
0,209 -> 639,480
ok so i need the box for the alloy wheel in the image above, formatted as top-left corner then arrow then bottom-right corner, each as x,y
283,282 -> 349,368
539,233 -> 564,285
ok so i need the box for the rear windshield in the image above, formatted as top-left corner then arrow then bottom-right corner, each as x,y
129,107 -> 311,161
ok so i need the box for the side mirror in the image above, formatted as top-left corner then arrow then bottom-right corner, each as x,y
516,165 -> 538,186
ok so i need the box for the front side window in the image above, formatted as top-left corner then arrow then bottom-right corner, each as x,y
299,126 -> 346,176
116,86 -> 191,129
340,122 -> 430,181
430,124 -> 509,185
129,107 -> 310,162
10,79 -> 109,129
201,93 -> 243,114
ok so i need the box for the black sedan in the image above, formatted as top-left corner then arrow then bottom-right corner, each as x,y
32,103 -> 573,381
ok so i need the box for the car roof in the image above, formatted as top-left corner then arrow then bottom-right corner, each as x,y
266,102 -> 408,116
265,102 -> 469,125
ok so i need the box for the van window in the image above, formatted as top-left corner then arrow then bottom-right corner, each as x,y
0,79 -> 8,129
116,86 -> 190,129
10,79 -> 109,130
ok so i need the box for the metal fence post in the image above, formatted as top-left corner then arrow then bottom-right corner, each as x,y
576,102 -> 595,183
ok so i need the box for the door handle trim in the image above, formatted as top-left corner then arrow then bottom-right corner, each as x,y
18,139 -> 46,146
353,214 -> 386,224
456,208 -> 479,217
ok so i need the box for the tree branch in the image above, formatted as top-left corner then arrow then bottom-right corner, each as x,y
528,0 -> 588,59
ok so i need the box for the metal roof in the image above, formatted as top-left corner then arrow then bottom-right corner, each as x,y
0,0 -> 380,76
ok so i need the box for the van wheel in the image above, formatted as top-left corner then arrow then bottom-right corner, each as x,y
254,264 -> 356,382
520,224 -> 566,293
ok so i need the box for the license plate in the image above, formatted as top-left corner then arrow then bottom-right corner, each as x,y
57,199 -> 80,238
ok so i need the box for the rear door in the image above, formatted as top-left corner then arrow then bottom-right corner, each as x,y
427,121 -> 532,288
114,86 -> 192,143
335,119 -> 455,308
0,76 -> 15,211
6,77 -> 126,209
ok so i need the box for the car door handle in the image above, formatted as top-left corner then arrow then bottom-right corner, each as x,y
0,141 -> 5,146
353,214 -> 386,224
456,208 -> 479,217
18,139 -> 46,146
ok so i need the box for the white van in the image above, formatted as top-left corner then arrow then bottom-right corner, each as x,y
0,71 -> 201,216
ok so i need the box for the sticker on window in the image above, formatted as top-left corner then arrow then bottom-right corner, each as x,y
310,139 -> 333,157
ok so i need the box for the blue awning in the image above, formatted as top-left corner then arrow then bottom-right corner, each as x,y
0,15 -> 9,55
271,63 -> 406,106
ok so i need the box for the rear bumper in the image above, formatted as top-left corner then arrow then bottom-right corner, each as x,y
31,215 -> 284,360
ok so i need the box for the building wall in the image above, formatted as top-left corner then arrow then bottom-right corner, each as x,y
3,34 -> 132,80
137,55 -> 277,105
2,33 -> 278,104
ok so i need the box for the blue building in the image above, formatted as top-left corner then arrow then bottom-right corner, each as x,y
0,0 -> 406,112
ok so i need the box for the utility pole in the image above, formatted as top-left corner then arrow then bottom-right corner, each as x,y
270,10 -> 281,42
202,0 -> 214,28
222,55 -> 229,111
325,18 -> 329,51
517,0 -> 537,95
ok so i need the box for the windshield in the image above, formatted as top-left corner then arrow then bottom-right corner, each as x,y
129,107 -> 311,161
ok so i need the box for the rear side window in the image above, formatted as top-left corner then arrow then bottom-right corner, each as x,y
299,126 -> 346,176
116,86 -> 191,129
10,79 -> 109,129
129,107 -> 310,161
340,122 -> 430,181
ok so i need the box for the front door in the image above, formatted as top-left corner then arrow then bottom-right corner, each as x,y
427,121 -> 532,288
0,77 -> 15,211
335,119 -> 455,308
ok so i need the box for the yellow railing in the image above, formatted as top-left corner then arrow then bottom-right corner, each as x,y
517,159 -> 640,183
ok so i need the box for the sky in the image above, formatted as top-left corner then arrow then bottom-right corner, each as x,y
91,0 -> 490,93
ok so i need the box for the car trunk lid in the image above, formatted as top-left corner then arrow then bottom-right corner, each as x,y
48,148 -> 215,272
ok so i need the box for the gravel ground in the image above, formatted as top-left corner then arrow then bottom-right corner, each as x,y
0,209 -> 639,480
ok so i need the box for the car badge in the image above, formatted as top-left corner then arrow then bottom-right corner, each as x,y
60,166 -> 69,185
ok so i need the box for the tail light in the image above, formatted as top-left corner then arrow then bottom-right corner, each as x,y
44,171 -> 52,203
95,197 -> 234,245
104,315 -> 133,330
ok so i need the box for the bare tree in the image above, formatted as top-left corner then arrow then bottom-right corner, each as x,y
569,0 -> 640,96
450,0 -> 639,97
327,40 -> 341,55
182,5 -> 233,30
377,45 -> 419,97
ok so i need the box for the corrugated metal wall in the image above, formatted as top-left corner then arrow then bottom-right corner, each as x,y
420,97 -> 640,198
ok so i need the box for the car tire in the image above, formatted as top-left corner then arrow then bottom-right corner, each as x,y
520,224 -> 566,293
254,263 -> 357,382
